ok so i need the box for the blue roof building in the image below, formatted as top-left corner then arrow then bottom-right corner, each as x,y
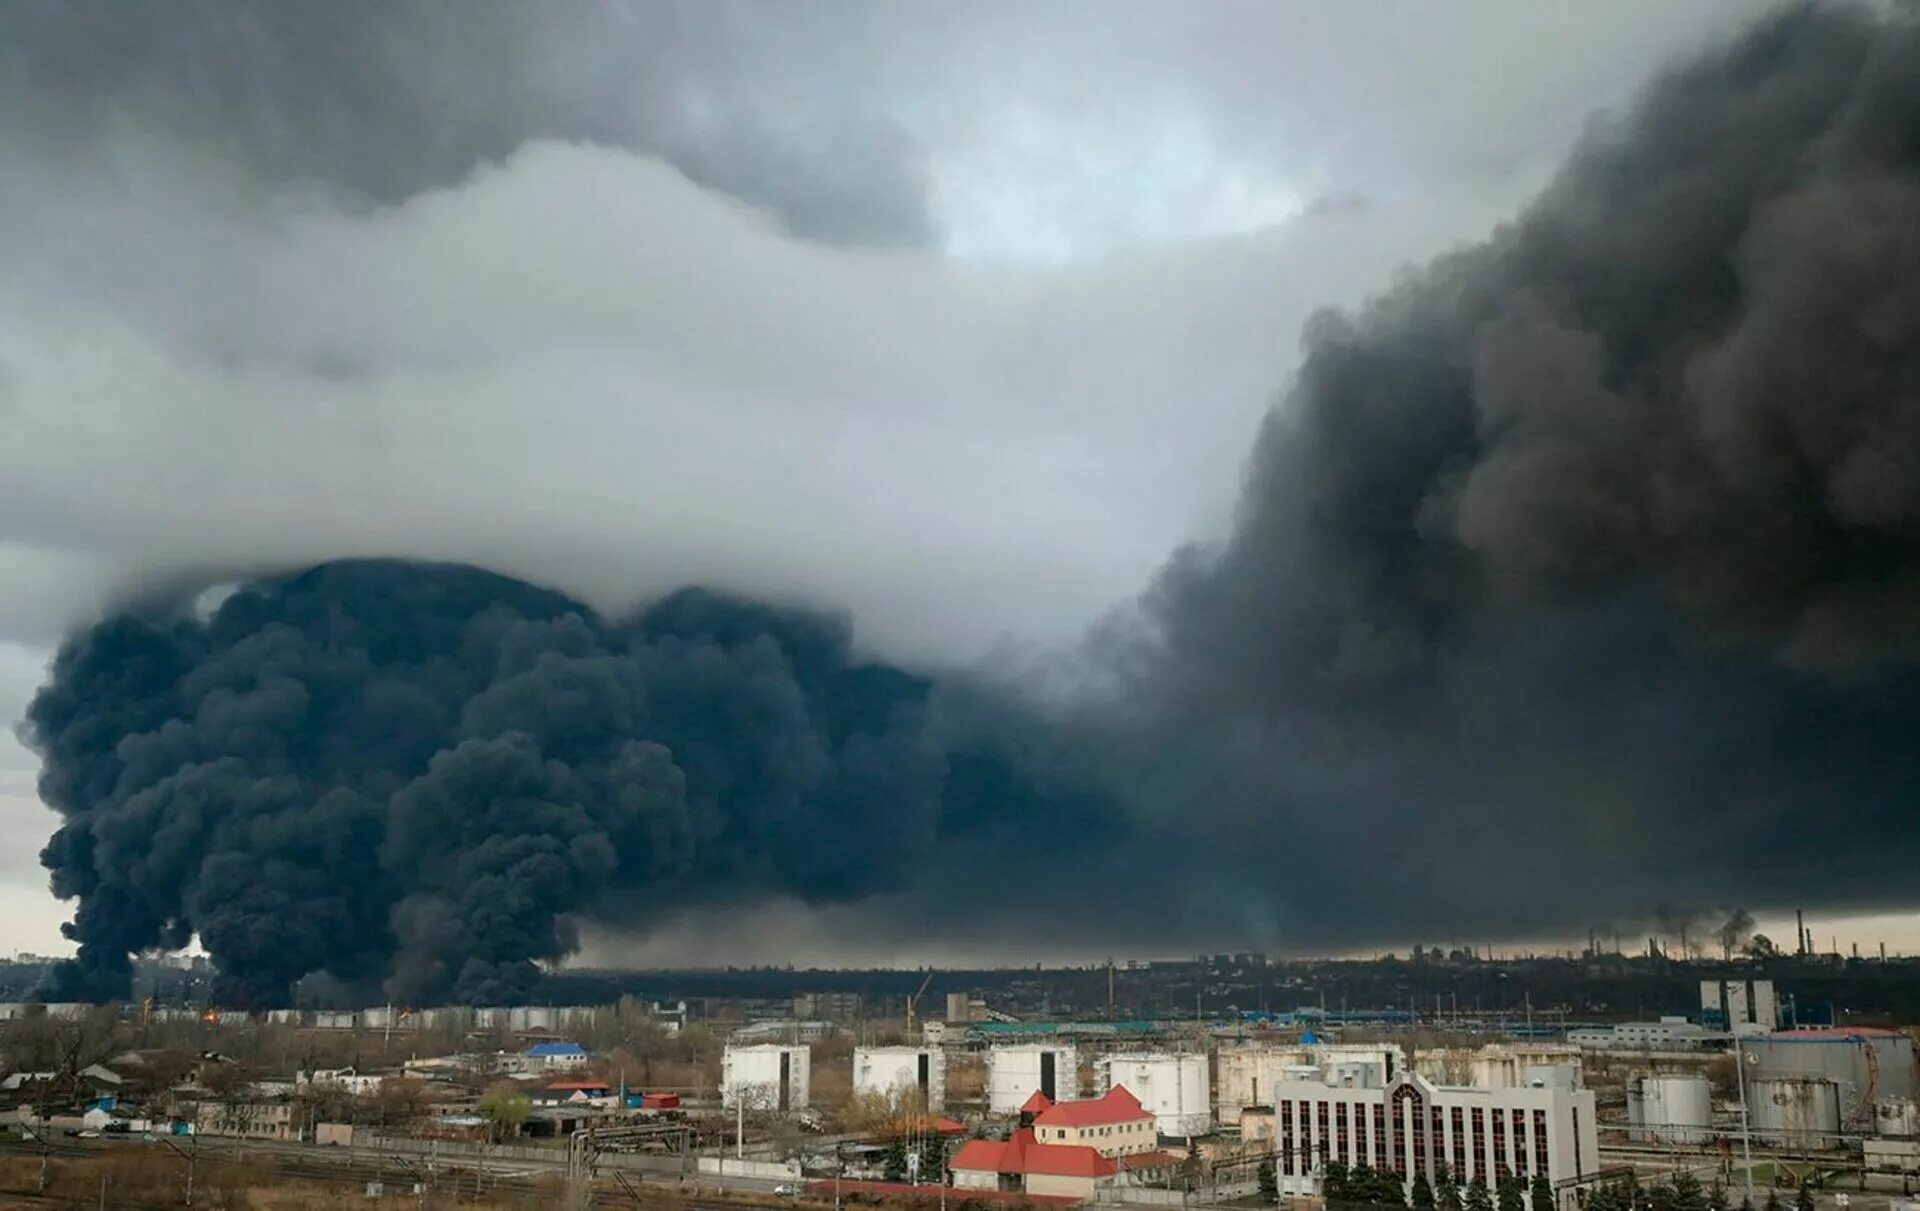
526,1041 -> 587,1057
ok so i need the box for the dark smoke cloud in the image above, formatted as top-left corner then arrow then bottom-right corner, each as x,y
24,561 -> 1121,1004
20,3 -> 1920,978
0,0 -> 933,249
1130,2 -> 1920,941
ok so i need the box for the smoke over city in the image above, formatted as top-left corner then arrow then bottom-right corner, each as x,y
1131,3 -> 1920,931
11,2 -> 1920,994
25,562 -> 1122,1004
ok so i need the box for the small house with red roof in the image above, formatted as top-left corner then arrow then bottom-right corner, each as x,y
953,1088 -> 1177,1201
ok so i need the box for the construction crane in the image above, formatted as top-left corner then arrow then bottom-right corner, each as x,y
904,971 -> 934,1035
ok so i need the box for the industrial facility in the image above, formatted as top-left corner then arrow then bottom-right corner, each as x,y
6,954 -> 1920,1209
1738,1028 -> 1918,1148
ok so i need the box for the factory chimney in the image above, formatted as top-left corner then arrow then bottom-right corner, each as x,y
1796,910 -> 1807,957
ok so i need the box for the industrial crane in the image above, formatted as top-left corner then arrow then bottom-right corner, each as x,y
904,971 -> 934,1035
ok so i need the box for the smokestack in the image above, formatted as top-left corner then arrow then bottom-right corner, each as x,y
1797,911 -> 1807,957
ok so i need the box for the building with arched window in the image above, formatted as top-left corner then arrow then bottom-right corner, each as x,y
1241,1070 -> 1597,1201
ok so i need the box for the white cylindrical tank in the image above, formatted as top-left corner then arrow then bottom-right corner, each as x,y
1217,1046 -> 1311,1118
854,1046 -> 947,1111
1877,1098 -> 1920,1138
1751,1077 -> 1841,1148
1629,1074 -> 1712,1144
1101,1052 -> 1211,1138
723,1043 -> 812,1112
1310,1044 -> 1403,1088
988,1044 -> 1076,1114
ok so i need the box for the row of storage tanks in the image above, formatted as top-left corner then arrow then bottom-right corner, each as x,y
725,1040 -> 1581,1139
1627,1030 -> 1920,1149
721,1042 -> 1215,1136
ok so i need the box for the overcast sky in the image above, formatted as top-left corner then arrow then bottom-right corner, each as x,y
14,0 -> 1903,964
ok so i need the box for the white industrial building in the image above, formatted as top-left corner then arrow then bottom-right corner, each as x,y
1701,979 -> 1779,1035
854,1045 -> 946,1111
1242,1069 -> 1598,1198
1100,1052 -> 1211,1138
989,1044 -> 1078,1114
1222,1043 -> 1425,1119
723,1043 -> 811,1112
1568,1018 -> 1720,1051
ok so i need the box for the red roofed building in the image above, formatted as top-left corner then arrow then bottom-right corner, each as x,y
954,1092 -> 1177,1203
1028,1087 -> 1157,1156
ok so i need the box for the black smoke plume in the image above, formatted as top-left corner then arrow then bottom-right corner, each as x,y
25,561 -> 1119,1005
22,4 -> 1920,978
1134,2 -> 1920,941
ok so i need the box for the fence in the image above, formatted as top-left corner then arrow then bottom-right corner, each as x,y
697,1156 -> 802,1180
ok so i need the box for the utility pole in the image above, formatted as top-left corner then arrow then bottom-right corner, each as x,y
1736,1044 -> 1755,1208
186,1114 -> 199,1208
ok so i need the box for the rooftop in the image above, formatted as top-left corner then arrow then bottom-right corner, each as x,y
1762,1028 -> 1908,1041
1032,1086 -> 1150,1129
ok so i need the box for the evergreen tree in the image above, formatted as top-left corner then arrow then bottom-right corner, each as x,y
1738,1197 -> 1753,1211
883,1138 -> 908,1183
1375,1167 -> 1411,1208
1649,1182 -> 1675,1211
1260,1161 -> 1279,1203
1763,1187 -> 1781,1211
1671,1170 -> 1708,1211
1326,1162 -> 1352,1206
1468,1176 -> 1495,1211
1793,1186 -> 1814,1211
1438,1166 -> 1464,1211
1415,1174 -> 1438,1211
1347,1164 -> 1376,1207
1532,1172 -> 1556,1211
1497,1172 -> 1526,1211
1707,1180 -> 1728,1211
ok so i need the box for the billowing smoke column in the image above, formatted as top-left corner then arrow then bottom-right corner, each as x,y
26,560 -> 1115,1005
22,4 -> 1920,977
1133,4 -> 1920,937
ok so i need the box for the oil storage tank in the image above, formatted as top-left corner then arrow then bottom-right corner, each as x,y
1743,1029 -> 1916,1135
723,1043 -> 811,1111
855,1045 -> 947,1111
1877,1098 -> 1920,1138
989,1044 -> 1077,1114
1218,1044 -> 1311,1118
1100,1052 -> 1211,1138
1750,1077 -> 1842,1148
1627,1074 -> 1712,1144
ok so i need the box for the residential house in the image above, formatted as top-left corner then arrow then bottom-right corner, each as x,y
523,1041 -> 589,1070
